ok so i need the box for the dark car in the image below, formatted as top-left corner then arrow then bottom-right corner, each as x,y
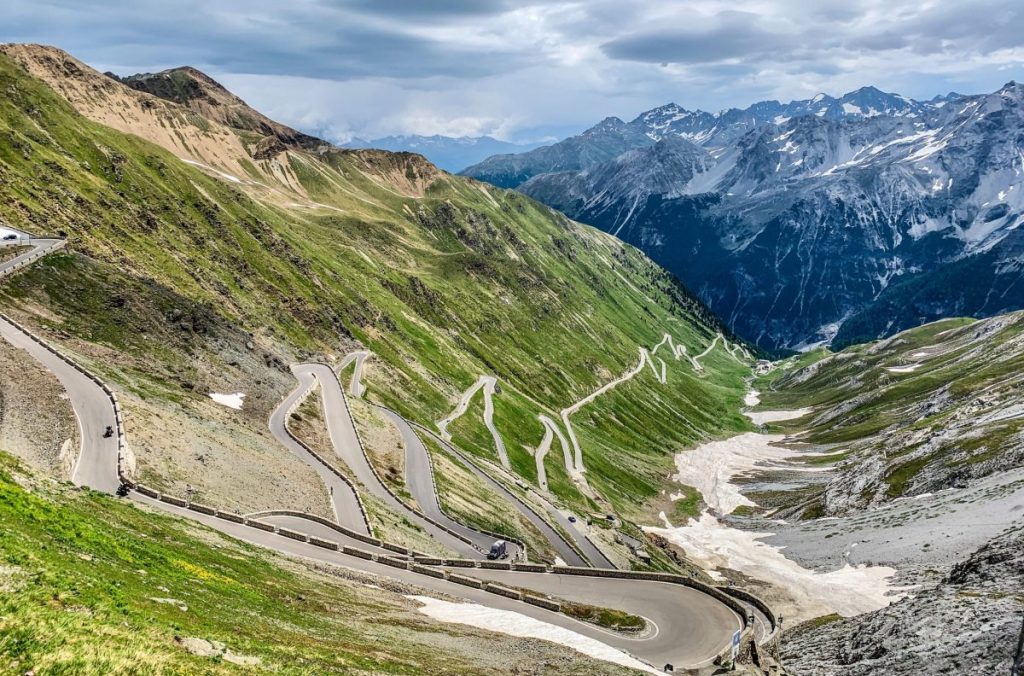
487,540 -> 507,560
3,234 -> 17,241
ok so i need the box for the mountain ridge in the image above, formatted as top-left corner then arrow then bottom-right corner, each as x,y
343,134 -> 543,173
465,80 -> 1024,352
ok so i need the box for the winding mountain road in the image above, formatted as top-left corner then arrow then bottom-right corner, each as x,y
268,366 -> 370,533
0,237 -> 760,671
378,408 -> 517,555
418,425 -> 618,568
284,363 -> 481,558
132,492 -> 741,669
0,236 -> 119,493
437,375 -> 510,469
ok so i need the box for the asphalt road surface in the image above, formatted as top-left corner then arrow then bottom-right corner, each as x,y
132,493 -> 741,670
378,406 -> 524,560
268,366 -> 370,534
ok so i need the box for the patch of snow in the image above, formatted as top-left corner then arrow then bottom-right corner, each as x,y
209,392 -> 245,410
645,513 -> 901,621
672,432 -> 817,514
744,390 -> 761,407
885,365 -> 920,374
746,408 -> 812,425
554,556 -> 568,567
408,595 -> 660,674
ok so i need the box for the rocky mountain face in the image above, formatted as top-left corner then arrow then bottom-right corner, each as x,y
784,523 -> 1024,675
116,66 -> 328,153
768,313 -> 1024,518
760,313 -> 1024,675
461,116 -> 654,189
466,84 -> 1024,352
343,135 -> 542,173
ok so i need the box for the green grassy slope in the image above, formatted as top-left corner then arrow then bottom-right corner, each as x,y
0,50 -> 749,522
756,313 -> 1024,514
0,452 -> 626,674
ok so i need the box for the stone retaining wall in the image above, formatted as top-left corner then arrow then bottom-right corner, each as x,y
342,546 -> 374,560
309,536 -> 339,551
278,528 -> 309,542
245,520 -> 276,533
446,573 -> 484,589
378,556 -> 410,570
484,582 -> 522,601
524,595 -> 560,612
409,564 -> 446,579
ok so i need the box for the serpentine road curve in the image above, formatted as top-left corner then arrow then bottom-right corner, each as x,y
279,363 -> 482,559
0,238 -> 757,671
268,366 -> 370,533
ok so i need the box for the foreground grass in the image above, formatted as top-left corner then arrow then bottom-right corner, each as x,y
561,602 -> 646,633
0,452 -> 525,674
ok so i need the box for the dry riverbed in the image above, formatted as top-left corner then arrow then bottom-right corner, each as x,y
644,390 -> 905,623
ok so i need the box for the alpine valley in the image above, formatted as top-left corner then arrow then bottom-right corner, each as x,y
1,36 -> 1023,676
463,85 -> 1024,353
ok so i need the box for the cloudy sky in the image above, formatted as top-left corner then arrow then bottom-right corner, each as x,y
6,0 -> 1024,142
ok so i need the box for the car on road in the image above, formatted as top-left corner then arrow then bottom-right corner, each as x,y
568,515 -> 577,523
2,234 -> 17,241
487,540 -> 507,560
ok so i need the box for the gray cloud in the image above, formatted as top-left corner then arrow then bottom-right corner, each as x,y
602,12 -> 788,64
3,0 -> 1023,140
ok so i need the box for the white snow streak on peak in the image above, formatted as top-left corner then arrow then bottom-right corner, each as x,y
407,596 -> 660,674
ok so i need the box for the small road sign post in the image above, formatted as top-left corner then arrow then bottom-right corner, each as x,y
731,629 -> 742,669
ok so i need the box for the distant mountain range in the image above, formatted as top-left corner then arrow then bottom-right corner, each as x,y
462,85 -> 1024,352
343,134 -> 543,172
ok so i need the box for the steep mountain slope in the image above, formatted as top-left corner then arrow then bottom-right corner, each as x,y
116,66 -> 327,153
759,313 -> 1024,517
344,135 -> 543,173
0,44 -> 750,544
492,83 -> 1024,351
752,315 -> 1024,674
